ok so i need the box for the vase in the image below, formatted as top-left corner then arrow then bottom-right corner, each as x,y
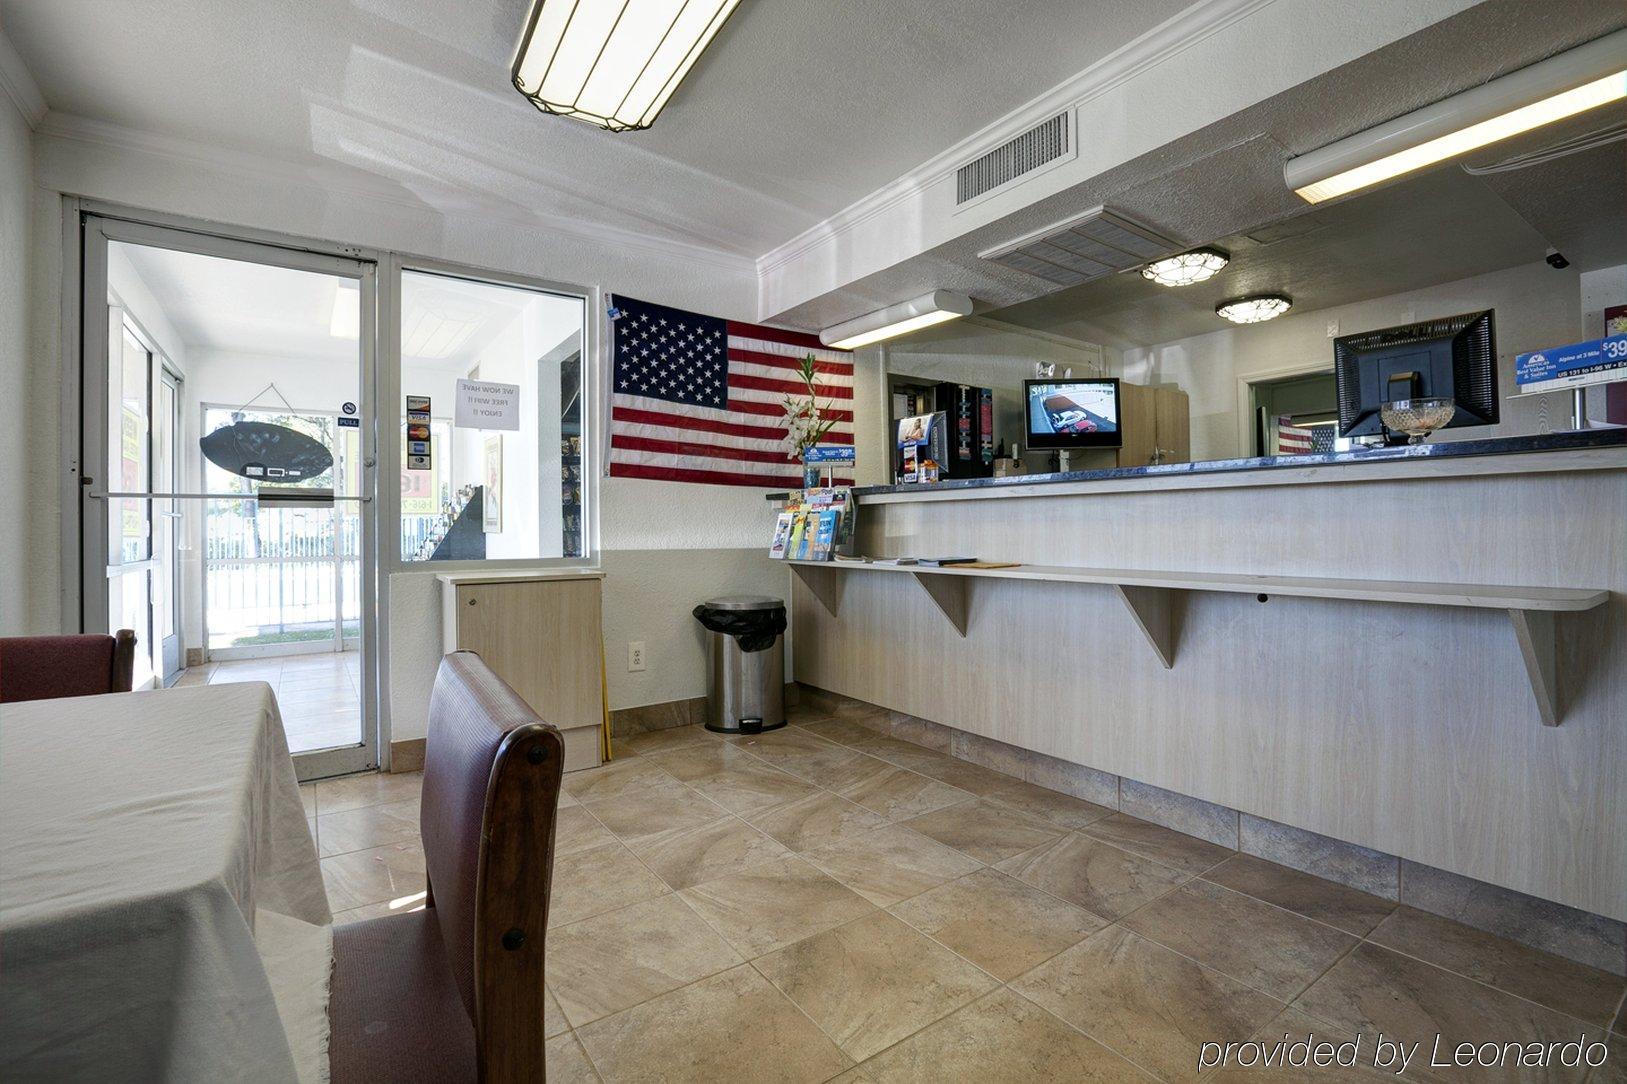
802,458 -> 822,490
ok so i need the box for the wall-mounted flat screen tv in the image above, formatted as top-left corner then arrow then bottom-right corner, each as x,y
1024,379 -> 1122,449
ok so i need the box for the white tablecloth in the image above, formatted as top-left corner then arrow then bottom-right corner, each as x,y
0,683 -> 333,1083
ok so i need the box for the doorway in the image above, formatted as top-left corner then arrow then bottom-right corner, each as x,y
1247,370 -> 1345,457
80,214 -> 380,779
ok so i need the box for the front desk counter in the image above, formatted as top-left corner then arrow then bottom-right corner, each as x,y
775,431 -> 1627,924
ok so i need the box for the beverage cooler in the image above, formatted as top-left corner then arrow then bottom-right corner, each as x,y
891,380 -> 996,482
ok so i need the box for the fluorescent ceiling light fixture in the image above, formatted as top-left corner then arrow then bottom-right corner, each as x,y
820,291 -> 975,350
511,0 -> 743,132
1140,247 -> 1230,287
1216,295 -> 1291,324
1285,28 -> 1627,204
330,283 -> 360,340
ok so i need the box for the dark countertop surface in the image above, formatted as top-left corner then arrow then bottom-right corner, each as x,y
765,429 -> 1627,501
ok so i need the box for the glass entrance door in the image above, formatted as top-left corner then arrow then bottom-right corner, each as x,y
80,214 -> 380,780
156,368 -> 183,683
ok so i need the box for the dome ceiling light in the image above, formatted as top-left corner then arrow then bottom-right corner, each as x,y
1216,295 -> 1292,324
511,0 -> 744,132
1140,247 -> 1230,287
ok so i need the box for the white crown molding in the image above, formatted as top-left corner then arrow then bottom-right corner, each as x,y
754,0 -> 1278,279
37,111 -> 757,275
0,31 -> 47,128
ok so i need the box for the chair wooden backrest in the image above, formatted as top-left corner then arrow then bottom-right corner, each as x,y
0,630 -> 137,703
420,650 -> 564,1082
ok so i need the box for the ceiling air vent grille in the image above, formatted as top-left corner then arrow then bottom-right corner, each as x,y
956,112 -> 1070,205
977,207 -> 1181,291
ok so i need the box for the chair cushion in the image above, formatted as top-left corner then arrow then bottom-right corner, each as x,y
328,910 -> 475,1084
0,635 -> 118,703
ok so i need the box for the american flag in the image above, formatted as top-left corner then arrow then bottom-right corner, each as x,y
607,295 -> 854,487
1277,417 -> 1316,455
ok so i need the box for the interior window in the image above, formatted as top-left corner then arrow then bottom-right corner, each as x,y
398,269 -> 588,563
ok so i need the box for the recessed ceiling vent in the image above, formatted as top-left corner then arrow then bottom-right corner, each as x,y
956,112 -> 1072,206
978,207 -> 1181,289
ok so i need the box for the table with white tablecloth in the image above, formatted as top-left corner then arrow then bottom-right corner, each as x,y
0,683 -> 333,1083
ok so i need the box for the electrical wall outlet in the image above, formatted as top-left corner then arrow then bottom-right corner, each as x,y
628,641 -> 646,672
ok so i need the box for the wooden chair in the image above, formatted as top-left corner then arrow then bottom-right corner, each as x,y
329,651 -> 565,1083
0,630 -> 137,703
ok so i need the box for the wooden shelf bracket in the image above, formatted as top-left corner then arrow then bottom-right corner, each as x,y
1113,584 -> 1177,669
791,564 -> 844,618
785,559 -> 1603,727
1507,608 -> 1559,727
911,572 -> 969,637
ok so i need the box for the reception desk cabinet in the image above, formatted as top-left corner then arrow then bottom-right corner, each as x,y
785,433 -> 1626,922
438,570 -> 605,771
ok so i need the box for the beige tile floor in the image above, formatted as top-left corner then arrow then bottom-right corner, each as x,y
305,709 -> 1627,1083
175,650 -> 361,753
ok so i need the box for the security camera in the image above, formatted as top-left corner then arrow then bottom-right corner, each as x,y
1546,248 -> 1570,269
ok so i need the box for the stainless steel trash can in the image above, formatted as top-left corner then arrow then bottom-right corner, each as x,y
696,595 -> 786,734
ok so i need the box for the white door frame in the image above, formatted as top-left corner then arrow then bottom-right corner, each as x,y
1234,360 -> 1336,459
74,206 -> 385,780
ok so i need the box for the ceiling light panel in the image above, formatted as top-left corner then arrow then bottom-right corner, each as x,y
512,0 -> 743,132
820,291 -> 974,350
1285,28 -> 1627,203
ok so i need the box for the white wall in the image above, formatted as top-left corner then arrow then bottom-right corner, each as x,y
0,93 -> 33,633
25,127 -> 781,746
1120,260 -> 1587,461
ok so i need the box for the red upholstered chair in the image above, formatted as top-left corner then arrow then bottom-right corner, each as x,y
0,630 -> 138,703
329,651 -> 564,1084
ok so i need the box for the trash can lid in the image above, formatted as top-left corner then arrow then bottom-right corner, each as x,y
702,595 -> 784,611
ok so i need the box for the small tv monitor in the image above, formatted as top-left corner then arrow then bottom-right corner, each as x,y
1024,378 -> 1122,450
1335,310 -> 1499,440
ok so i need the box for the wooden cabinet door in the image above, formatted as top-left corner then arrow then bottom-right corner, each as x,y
1155,387 -> 1191,463
1116,383 -> 1158,467
453,579 -> 603,731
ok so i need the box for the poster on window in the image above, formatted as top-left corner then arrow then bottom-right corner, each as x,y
482,436 -> 503,533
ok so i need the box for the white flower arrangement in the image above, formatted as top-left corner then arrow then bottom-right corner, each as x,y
781,353 -> 837,461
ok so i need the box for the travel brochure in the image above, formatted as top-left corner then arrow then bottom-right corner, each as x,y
769,487 -> 854,561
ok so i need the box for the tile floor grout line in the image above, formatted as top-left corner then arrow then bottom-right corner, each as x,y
1349,928 -> 1624,1032
1608,985 -> 1627,1036
740,952 -> 864,1074
1088,904 -> 1299,1010
562,1029 -> 606,1084
1186,867 -> 1390,942
882,880 -> 1101,990
551,896 -> 750,1034
742,907 -> 1001,1074
1000,975 -> 1178,1083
